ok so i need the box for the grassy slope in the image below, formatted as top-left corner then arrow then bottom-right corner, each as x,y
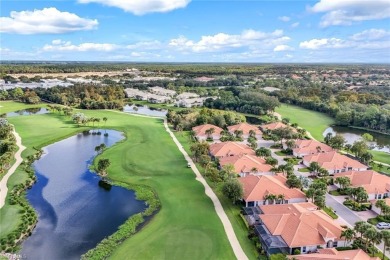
275,104 -> 335,141
371,150 -> 390,165
0,102 -> 235,259
173,130 -> 259,260
0,101 -> 46,114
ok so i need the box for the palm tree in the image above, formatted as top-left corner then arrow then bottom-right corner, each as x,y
376,200 -> 387,216
277,194 -> 285,204
103,117 -> 108,135
234,130 -> 243,139
341,228 -> 355,247
205,127 -> 215,140
249,129 -> 256,138
250,167 -> 258,175
363,227 -> 378,250
381,230 -> 390,259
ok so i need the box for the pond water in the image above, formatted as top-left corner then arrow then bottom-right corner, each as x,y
21,130 -> 146,260
123,104 -> 167,117
3,107 -> 49,117
323,126 -> 390,153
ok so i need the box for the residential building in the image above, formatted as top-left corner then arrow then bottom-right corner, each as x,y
302,151 -> 368,175
194,76 -> 214,82
260,122 -> 289,132
192,124 -> 223,141
290,248 -> 379,260
176,97 -> 206,108
255,202 -> 347,256
284,139 -> 333,157
239,175 -> 306,206
227,123 -> 262,139
371,198 -> 390,215
334,170 -> 390,200
209,142 -> 255,159
219,154 -> 272,176
149,86 -> 176,97
176,92 -> 200,99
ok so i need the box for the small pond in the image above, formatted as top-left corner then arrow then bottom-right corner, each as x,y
123,104 -> 167,117
3,107 -> 49,117
323,126 -> 390,153
21,130 -> 146,260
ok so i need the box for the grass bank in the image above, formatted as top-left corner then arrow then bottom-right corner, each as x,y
275,104 -> 335,141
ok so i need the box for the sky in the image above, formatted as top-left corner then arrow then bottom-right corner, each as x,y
0,0 -> 389,63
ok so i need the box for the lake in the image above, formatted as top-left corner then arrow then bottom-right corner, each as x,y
323,126 -> 390,153
21,130 -> 146,260
123,104 -> 167,117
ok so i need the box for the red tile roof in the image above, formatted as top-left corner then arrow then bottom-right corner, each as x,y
209,142 -> 255,158
219,154 -> 272,173
239,175 -> 306,202
260,203 -> 344,247
293,139 -> 333,155
303,151 -> 367,171
227,123 -> 262,135
334,170 -> 390,194
192,124 -> 223,136
290,248 -> 379,260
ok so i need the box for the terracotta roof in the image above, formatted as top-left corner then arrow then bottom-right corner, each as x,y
192,124 -> 223,136
303,151 -> 367,171
293,139 -> 333,155
239,175 -> 306,202
227,123 -> 262,135
260,203 -> 343,247
290,248 -> 379,260
219,154 -> 272,173
209,142 -> 255,158
261,122 -> 288,131
334,170 -> 390,194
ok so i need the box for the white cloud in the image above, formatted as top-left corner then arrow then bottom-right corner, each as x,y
278,16 -> 290,22
300,29 -> 390,50
291,22 -> 300,28
169,29 -> 289,53
299,38 -> 349,49
126,40 -> 162,50
78,0 -> 191,15
0,8 -> 98,34
273,45 -> 294,52
350,29 -> 390,41
310,0 -> 390,27
43,41 -> 118,52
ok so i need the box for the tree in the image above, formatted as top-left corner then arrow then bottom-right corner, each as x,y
221,164 -> 237,180
256,147 -> 271,158
234,129 -> 243,139
190,142 -> 210,162
335,176 -> 351,190
351,140 -> 369,159
94,143 -> 106,154
269,253 -> 288,260
376,200 -> 387,216
328,134 -> 346,150
97,158 -> 111,178
362,133 -> 374,142
341,228 -> 355,247
286,174 -> 302,189
265,157 -> 278,166
222,179 -> 243,204
324,132 -> 333,144
381,230 -> 390,259
285,139 -> 295,150
205,127 -> 215,139
308,162 -> 321,175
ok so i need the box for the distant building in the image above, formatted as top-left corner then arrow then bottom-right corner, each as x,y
283,139 -> 333,157
227,123 -> 262,140
194,76 -> 215,82
219,154 -> 272,176
209,142 -> 255,159
149,86 -> 176,97
192,124 -> 223,141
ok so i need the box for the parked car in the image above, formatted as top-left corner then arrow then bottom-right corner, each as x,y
187,163 -> 191,168
376,222 -> 390,229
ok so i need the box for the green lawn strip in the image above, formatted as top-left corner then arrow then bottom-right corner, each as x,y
370,150 -> 390,165
0,101 -> 46,114
370,162 -> 390,175
328,190 -> 342,196
172,129 -> 259,260
275,104 -> 335,141
1,103 -> 235,259
298,168 -> 310,172
275,151 -> 288,156
323,206 -> 338,219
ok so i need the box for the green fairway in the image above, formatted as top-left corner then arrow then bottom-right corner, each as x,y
0,100 -> 46,114
370,150 -> 390,165
0,101 -> 235,259
275,104 -> 335,141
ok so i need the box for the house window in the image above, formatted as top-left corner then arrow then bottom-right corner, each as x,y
333,241 -> 338,247
378,194 -> 382,199
375,194 -> 378,199
302,246 -> 306,253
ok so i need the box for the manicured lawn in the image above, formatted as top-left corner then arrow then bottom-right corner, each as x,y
275,104 -> 335,141
0,100 -> 46,114
172,130 -> 259,260
275,151 -> 288,156
298,168 -> 310,172
0,102 -> 236,259
323,206 -> 338,219
370,150 -> 390,165
329,190 -> 342,196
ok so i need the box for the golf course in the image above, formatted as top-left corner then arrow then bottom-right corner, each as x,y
0,101 -> 236,259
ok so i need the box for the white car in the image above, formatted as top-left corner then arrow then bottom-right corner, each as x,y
376,222 -> 390,229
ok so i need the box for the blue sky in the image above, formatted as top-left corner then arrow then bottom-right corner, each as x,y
1,0 -> 389,62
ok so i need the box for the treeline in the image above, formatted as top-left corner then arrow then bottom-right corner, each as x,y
36,85 -> 125,109
204,87 -> 280,115
271,82 -> 390,133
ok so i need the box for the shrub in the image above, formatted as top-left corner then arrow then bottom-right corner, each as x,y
293,249 -> 301,255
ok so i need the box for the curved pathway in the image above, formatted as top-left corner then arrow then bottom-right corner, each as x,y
163,119 -> 249,260
0,129 -> 26,208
